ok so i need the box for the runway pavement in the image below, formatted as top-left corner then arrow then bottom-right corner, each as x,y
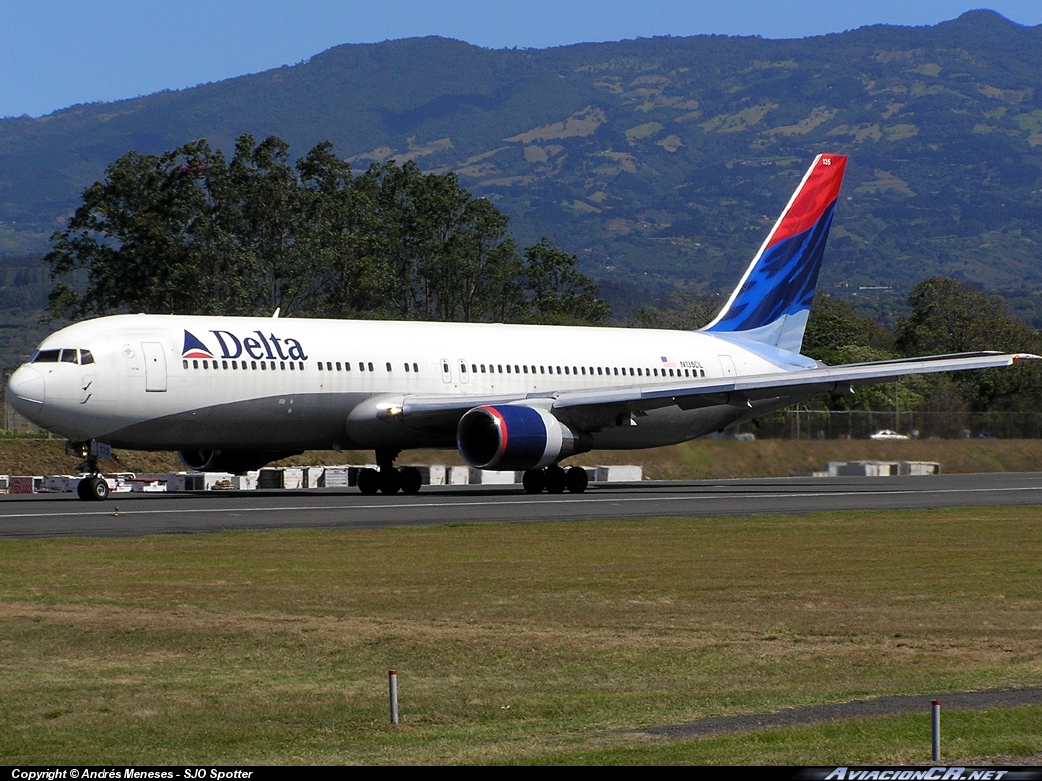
2,471 -> 1042,539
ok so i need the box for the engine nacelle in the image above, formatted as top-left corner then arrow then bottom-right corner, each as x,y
457,404 -> 577,471
177,450 -> 302,474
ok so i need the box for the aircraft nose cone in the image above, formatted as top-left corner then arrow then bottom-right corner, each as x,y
6,366 -> 45,418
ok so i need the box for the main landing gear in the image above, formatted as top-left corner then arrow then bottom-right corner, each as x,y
69,440 -> 110,501
76,476 -> 110,501
354,452 -> 588,496
356,449 -> 422,496
522,465 -> 588,495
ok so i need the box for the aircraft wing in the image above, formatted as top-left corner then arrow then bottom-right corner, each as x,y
552,351 -> 1035,410
399,351 -> 1037,428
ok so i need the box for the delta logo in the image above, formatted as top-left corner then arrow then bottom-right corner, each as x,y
182,330 -> 309,362
182,331 -> 215,360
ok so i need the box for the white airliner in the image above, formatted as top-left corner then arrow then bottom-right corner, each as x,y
6,154 -> 1035,500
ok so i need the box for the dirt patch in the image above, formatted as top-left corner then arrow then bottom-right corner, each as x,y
640,687 -> 1042,738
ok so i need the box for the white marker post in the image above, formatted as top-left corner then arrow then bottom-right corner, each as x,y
389,670 -> 399,725
932,699 -> 940,761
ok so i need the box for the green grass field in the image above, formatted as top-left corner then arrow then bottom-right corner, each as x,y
2,507 -> 1041,764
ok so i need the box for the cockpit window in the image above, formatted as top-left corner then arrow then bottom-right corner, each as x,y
30,348 -> 94,365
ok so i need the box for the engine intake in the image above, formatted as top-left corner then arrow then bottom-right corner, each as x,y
177,450 -> 302,474
457,405 -> 577,471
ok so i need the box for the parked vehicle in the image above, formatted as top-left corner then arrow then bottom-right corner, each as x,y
869,429 -> 910,440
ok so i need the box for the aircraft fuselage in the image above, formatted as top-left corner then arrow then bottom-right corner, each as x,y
7,314 -> 812,454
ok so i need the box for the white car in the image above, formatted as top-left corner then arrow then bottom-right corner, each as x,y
870,429 -> 910,440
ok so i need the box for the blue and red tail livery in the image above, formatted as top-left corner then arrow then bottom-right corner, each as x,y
703,154 -> 847,353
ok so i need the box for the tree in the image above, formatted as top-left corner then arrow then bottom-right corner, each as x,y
221,135 -> 304,315
45,140 -> 257,318
293,141 -> 382,317
522,238 -> 610,324
630,291 -> 723,330
370,162 -> 524,322
45,135 -> 611,327
802,293 -> 895,356
896,277 -> 1042,412
896,277 -> 1032,356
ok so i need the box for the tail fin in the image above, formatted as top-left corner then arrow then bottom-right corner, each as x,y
701,153 -> 847,353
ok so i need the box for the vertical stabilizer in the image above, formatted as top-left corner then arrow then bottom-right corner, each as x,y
701,154 -> 847,353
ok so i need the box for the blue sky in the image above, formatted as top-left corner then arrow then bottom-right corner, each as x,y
3,1 -> 1041,118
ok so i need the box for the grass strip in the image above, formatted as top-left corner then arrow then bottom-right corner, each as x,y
1,507 -> 1040,763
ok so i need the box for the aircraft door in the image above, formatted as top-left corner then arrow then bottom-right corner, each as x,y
719,354 -> 736,378
458,359 -> 470,384
142,342 -> 168,392
440,358 -> 452,384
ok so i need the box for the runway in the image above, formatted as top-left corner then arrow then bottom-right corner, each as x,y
2,471 -> 1042,539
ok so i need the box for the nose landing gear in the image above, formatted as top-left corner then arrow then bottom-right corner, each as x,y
69,440 -> 111,501
523,465 -> 588,494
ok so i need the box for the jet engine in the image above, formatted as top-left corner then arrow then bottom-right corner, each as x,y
456,404 -> 580,471
177,450 -> 302,474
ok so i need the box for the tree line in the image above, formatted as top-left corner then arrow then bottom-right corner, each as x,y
636,277 -> 1042,417
46,135 -> 609,325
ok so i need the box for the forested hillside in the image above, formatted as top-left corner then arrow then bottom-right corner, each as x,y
2,10 -> 1042,328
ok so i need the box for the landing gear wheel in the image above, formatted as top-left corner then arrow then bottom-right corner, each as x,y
379,468 -> 402,495
357,468 -> 380,495
88,477 -> 109,501
522,469 -> 546,494
399,466 -> 422,495
76,478 -> 92,501
544,465 -> 567,494
565,466 -> 589,494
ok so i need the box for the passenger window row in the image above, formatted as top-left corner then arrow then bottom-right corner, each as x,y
181,357 -> 707,379
315,361 -> 421,372
30,348 -> 94,365
468,363 -> 706,378
184,359 -> 305,371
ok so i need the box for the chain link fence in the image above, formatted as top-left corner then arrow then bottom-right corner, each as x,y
730,409 -> 1042,440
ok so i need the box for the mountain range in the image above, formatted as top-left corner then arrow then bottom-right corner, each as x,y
1,9 -> 1041,337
